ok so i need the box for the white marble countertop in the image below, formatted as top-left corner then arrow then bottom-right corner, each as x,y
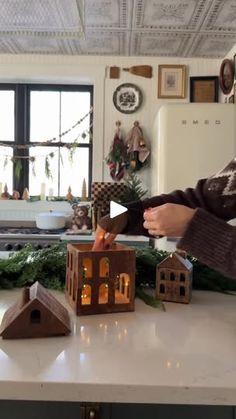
0,289 -> 236,405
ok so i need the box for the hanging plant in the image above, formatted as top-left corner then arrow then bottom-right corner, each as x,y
44,156 -> 52,179
59,152 -> 64,167
1,107 -> 93,180
67,143 -> 76,163
3,156 -> 8,170
29,156 -> 36,177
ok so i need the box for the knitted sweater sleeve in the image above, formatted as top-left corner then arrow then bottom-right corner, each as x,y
99,178 -> 210,236
178,208 -> 236,279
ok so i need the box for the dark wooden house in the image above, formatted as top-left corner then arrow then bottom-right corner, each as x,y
65,242 -> 136,315
156,251 -> 193,304
0,281 -> 71,339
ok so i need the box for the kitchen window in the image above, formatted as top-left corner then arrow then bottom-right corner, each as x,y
0,83 -> 93,198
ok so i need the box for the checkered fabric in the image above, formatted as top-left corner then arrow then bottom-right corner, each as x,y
91,182 -> 128,216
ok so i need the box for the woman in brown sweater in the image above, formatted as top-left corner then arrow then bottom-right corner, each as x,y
92,158 -> 236,279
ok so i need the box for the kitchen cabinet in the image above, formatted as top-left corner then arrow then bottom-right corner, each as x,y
0,401 -> 233,419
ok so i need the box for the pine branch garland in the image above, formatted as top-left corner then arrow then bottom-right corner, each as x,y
1,245 -> 236,308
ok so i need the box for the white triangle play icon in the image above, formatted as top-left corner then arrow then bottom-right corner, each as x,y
110,201 -> 127,218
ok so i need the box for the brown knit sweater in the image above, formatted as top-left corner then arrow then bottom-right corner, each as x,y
99,158 -> 236,279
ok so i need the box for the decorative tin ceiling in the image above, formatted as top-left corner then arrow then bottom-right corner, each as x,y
0,0 -> 235,57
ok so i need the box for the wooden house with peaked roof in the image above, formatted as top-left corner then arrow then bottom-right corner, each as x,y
0,281 -> 71,339
156,251 -> 193,304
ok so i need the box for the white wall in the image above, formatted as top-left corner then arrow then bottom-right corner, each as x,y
0,54 -> 222,193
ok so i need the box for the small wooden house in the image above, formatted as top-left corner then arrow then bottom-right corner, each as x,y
65,242 -> 136,315
0,281 -> 71,339
156,251 -> 193,304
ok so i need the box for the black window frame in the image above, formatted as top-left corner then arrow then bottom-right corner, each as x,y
0,83 -> 93,197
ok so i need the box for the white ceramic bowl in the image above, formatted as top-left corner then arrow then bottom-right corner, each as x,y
35,211 -> 66,230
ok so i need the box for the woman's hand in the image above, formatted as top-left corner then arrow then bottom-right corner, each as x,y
143,203 -> 196,237
92,225 -> 117,251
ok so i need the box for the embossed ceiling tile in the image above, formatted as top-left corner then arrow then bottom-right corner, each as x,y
0,0 -> 84,32
133,0 -> 211,31
187,33 -> 236,57
78,30 -> 127,55
131,32 -> 192,56
86,0 -> 131,29
4,36 -> 71,54
0,38 -> 18,54
202,0 -> 236,32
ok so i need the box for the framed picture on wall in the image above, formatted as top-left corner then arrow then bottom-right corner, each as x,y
190,76 -> 219,102
158,65 -> 187,99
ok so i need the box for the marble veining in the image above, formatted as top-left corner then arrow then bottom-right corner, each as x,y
0,289 -> 236,404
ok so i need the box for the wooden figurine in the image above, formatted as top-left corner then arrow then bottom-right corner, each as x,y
12,190 -> 20,200
0,282 -> 71,339
65,243 -> 135,315
156,251 -> 193,304
1,183 -> 10,199
22,188 -> 30,200
81,178 -> 87,200
65,186 -> 73,201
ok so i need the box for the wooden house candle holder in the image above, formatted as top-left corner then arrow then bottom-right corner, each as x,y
156,251 -> 193,304
65,243 -> 136,315
0,281 -> 71,339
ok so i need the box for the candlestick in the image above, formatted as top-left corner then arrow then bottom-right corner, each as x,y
48,188 -> 53,200
40,183 -> 46,201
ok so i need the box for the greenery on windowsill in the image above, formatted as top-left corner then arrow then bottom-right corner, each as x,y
0,245 -> 236,308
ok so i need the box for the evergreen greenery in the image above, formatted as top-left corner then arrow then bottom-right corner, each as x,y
1,244 -> 236,307
120,171 -> 148,203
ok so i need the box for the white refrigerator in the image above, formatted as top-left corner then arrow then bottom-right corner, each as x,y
151,103 -> 236,250
152,103 -> 236,195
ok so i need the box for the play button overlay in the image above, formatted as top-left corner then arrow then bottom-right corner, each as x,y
110,201 -> 127,218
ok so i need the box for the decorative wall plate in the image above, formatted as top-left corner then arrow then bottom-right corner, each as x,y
113,83 -> 143,114
219,58 -> 234,94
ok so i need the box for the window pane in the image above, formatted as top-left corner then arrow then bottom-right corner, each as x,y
30,91 -> 60,142
61,92 -> 91,144
0,91 -> 14,142
29,146 -> 58,196
0,146 -> 13,192
29,146 -> 89,197
60,147 -> 89,197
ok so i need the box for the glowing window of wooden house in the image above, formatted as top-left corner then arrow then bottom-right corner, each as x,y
99,257 -> 109,277
81,284 -> 91,305
98,283 -> 109,304
180,286 -> 185,296
72,272 -> 77,301
160,284 -> 165,294
69,252 -> 73,269
170,272 -> 175,281
30,309 -> 41,324
180,273 -> 185,282
82,258 -> 92,278
115,273 -> 130,304
160,270 -> 165,280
